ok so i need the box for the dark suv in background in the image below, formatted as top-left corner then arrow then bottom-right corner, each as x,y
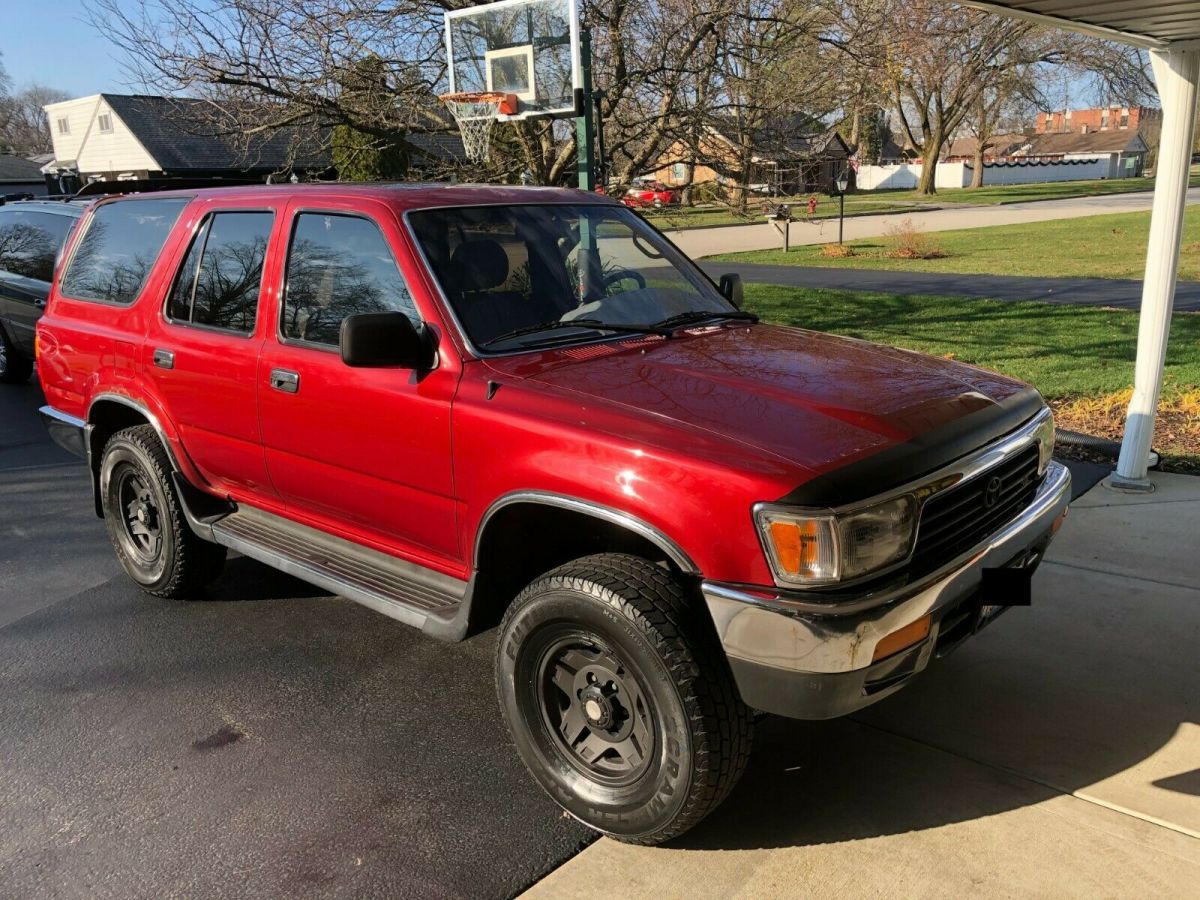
0,199 -> 85,383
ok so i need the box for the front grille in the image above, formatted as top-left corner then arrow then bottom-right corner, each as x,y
909,445 -> 1041,577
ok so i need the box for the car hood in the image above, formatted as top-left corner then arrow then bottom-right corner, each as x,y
483,323 -> 1040,489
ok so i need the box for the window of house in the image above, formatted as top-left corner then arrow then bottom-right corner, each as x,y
672,163 -> 686,183
166,212 -> 273,334
61,198 -> 189,305
1120,111 -> 1129,128
1101,110 -> 1110,128
97,113 -> 113,134
56,117 -> 70,135
0,210 -> 77,283
281,213 -> 418,347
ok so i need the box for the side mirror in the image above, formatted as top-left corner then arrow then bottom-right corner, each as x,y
340,311 -> 435,369
718,273 -> 744,309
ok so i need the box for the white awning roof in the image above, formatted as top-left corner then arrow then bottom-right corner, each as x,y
963,2 -> 1200,49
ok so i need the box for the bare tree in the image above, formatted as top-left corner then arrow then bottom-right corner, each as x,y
86,0 -> 458,174
0,84 -> 71,155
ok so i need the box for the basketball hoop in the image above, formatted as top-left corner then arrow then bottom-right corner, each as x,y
440,92 -> 518,163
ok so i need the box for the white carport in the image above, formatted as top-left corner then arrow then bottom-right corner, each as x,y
966,2 -> 1200,491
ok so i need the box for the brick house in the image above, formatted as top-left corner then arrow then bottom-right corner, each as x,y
1036,106 -> 1161,135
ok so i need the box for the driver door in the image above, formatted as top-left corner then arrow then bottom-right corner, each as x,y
257,199 -> 461,568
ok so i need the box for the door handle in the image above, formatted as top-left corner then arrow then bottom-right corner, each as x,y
269,368 -> 300,394
152,348 -> 175,370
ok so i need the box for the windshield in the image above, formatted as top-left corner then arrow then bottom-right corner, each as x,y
407,203 -> 736,351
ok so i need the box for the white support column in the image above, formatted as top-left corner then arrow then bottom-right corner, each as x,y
1111,48 -> 1200,491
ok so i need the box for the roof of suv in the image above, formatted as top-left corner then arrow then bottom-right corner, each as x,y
92,182 -> 617,211
0,198 -> 91,217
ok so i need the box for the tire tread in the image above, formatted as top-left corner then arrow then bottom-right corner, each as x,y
500,553 -> 752,845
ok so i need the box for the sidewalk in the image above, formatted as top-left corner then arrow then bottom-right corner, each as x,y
669,187 -> 1200,258
524,472 -> 1200,898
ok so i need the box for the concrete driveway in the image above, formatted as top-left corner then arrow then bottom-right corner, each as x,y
526,474 -> 1200,898
669,187 -> 1200,258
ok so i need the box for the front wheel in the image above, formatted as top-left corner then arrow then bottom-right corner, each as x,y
496,554 -> 752,845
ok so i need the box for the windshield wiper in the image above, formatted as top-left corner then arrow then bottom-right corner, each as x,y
652,310 -> 759,331
479,318 -> 671,350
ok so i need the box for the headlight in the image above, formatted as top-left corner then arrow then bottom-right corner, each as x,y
755,495 -> 917,587
1033,411 -> 1055,475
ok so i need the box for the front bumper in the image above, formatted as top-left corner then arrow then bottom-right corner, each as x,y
703,460 -> 1072,719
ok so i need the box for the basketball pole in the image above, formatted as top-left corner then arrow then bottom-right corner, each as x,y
575,28 -> 597,191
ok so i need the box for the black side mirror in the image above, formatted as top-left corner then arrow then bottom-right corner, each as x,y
340,311 -> 435,369
719,273 -> 743,309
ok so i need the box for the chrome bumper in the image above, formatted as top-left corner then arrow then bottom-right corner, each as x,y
703,460 -> 1071,718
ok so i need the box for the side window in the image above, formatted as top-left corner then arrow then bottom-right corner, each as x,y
61,198 -> 189,305
0,210 -> 77,283
282,212 -> 418,347
166,212 -> 273,335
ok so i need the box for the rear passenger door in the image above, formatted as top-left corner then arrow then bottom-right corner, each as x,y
257,199 -> 460,566
0,207 -> 77,353
143,200 -> 281,499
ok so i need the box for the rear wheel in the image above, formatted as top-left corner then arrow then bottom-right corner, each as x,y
0,329 -> 33,384
100,425 -> 225,597
496,553 -> 752,845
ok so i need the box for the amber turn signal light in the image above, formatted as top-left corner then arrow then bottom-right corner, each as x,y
872,615 -> 931,663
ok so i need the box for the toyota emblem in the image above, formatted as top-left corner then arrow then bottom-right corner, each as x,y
983,475 -> 1003,509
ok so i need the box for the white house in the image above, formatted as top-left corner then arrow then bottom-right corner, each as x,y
40,94 -> 332,192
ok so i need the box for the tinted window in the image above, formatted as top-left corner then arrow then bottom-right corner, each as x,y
166,212 -> 272,335
0,209 -> 77,283
61,198 -> 188,305
282,213 -> 417,347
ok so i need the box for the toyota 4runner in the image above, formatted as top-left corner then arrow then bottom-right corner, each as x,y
37,184 -> 1070,844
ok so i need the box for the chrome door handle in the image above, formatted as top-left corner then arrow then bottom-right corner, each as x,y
269,368 -> 300,393
153,348 -> 175,369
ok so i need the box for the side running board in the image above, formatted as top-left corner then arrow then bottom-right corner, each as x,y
202,502 -> 471,641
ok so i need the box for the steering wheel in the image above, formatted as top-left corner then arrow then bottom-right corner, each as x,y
601,268 -> 646,294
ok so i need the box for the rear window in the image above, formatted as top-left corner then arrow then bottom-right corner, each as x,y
0,209 -> 77,283
61,198 -> 188,305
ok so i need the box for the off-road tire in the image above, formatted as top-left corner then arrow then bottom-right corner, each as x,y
0,328 -> 33,384
496,553 -> 753,845
100,424 -> 226,597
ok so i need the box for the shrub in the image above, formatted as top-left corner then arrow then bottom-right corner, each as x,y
821,243 -> 856,258
884,218 -> 945,259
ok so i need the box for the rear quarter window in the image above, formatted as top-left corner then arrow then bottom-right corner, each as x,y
60,198 -> 189,305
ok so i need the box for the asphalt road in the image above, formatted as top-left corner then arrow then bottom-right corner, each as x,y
0,382 -> 592,899
0,377 -> 1108,899
702,262 -> 1200,312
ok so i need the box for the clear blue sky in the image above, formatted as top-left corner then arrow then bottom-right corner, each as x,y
2,0 -> 129,95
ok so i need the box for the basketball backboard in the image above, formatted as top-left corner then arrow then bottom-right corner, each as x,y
444,0 -> 581,121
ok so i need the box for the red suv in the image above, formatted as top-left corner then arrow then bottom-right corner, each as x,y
38,184 -> 1069,845
621,181 -> 679,208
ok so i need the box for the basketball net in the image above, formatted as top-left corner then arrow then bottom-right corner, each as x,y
440,92 -> 510,163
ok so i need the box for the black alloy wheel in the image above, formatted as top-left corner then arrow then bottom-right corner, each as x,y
537,633 -> 655,785
100,424 -> 226,597
113,466 -> 164,568
497,553 -> 753,845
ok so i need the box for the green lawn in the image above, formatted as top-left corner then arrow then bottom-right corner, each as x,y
741,284 -> 1200,400
642,174 -> 1198,232
715,206 -> 1200,281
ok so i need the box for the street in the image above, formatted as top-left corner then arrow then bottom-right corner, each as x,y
669,187 -> 1200,258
